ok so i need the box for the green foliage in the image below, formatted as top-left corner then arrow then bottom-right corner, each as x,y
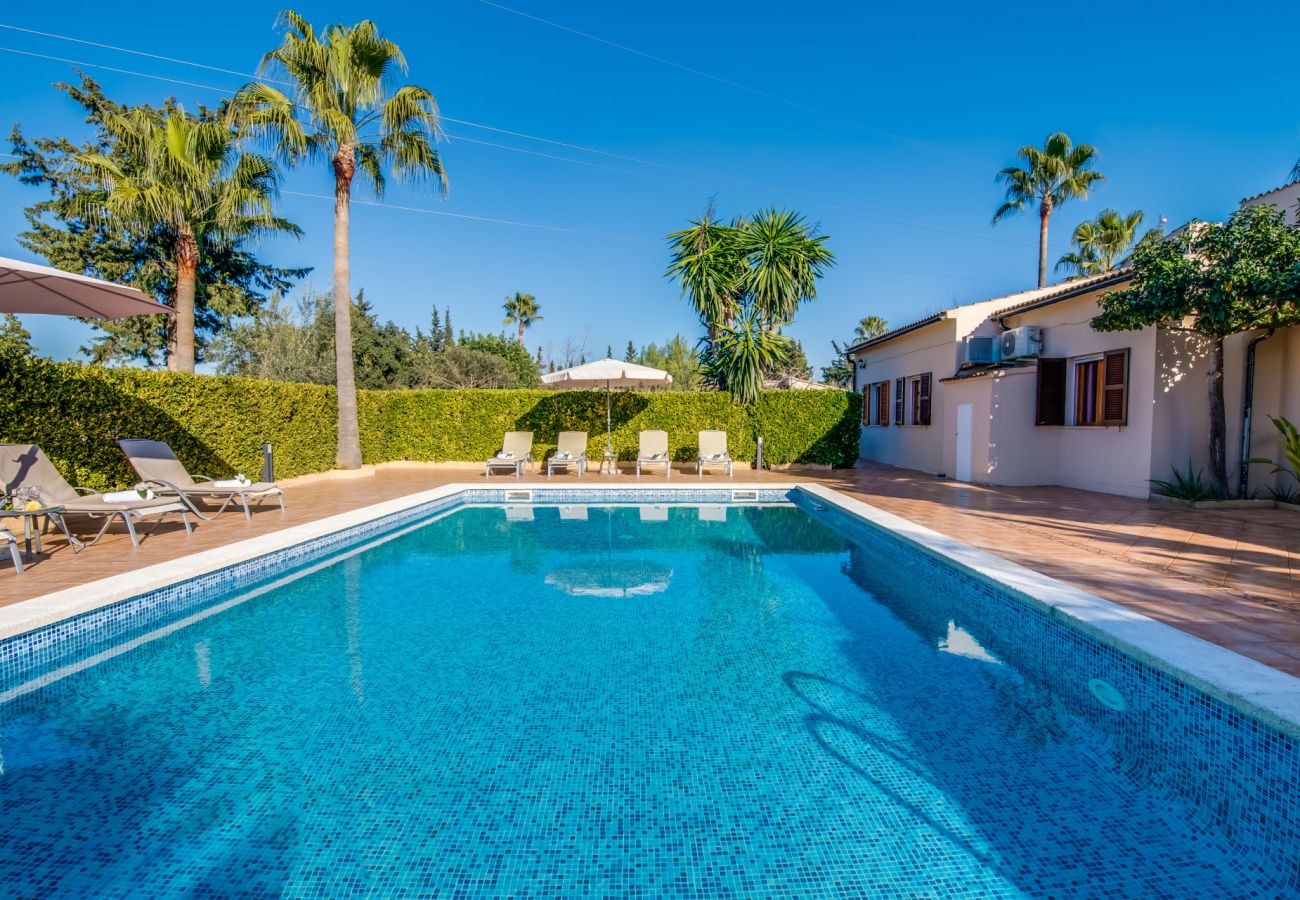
406,346 -> 515,389
766,338 -> 813,381
0,357 -> 861,489
707,308 -> 791,405
1056,208 -> 1146,276
1094,205 -> 1300,338
1149,462 -> 1223,502
0,315 -> 34,357
665,204 -> 834,402
634,335 -> 702,390
1246,416 -> 1300,485
458,333 -> 542,387
854,316 -> 888,341
0,354 -> 337,491
1,76 -> 308,366
1095,205 -> 1300,497
993,131 -> 1104,285
208,291 -> 334,383
502,292 -> 541,344
821,340 -> 854,388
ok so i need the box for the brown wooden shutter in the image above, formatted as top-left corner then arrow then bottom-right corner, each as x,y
862,388 -> 870,426
1101,349 -> 1129,426
877,381 -> 889,425
1035,358 -> 1066,426
918,373 -> 932,426
895,377 -> 905,425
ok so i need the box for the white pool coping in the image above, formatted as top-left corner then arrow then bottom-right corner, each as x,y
3,480 -> 1299,736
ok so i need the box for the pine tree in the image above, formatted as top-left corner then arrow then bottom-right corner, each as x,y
442,308 -> 453,347
606,344 -> 612,359
535,345 -> 544,367
624,340 -> 637,362
429,307 -> 442,351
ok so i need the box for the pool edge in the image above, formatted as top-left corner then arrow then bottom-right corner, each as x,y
3,480 -> 1298,737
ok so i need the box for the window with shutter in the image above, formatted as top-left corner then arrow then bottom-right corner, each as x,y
1035,358 -> 1066,426
862,388 -> 870,426
918,373 -> 932,426
1101,349 -> 1129,426
895,377 -> 905,425
876,381 -> 890,425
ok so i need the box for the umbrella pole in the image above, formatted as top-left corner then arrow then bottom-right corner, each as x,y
605,380 -> 614,462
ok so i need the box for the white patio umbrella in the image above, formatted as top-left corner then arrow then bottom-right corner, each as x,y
0,256 -> 171,319
541,358 -> 672,459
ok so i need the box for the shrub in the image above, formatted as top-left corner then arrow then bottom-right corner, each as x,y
0,353 -> 861,489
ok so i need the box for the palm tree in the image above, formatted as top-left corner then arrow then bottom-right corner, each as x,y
993,132 -> 1104,288
77,108 -> 293,372
854,316 -> 888,341
665,206 -> 746,348
502,291 -> 541,344
1056,209 -> 1145,277
736,208 -> 835,328
236,12 -> 446,468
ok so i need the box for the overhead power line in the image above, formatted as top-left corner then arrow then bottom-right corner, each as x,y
473,0 -> 954,155
0,28 -> 1038,250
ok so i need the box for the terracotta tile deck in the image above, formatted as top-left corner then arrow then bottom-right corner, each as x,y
3,461 -> 1298,676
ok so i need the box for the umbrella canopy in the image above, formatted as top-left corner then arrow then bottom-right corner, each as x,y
541,358 -> 672,461
541,358 -> 672,389
0,256 -> 171,319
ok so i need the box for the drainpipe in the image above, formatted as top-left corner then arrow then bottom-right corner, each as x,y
1238,328 -> 1274,497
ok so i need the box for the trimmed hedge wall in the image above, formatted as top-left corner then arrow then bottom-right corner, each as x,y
1,354 -> 861,490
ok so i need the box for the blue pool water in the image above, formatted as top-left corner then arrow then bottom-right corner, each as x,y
0,501 -> 1296,897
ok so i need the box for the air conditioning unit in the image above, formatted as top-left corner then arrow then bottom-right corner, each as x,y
1000,325 -> 1044,360
963,335 -> 1000,367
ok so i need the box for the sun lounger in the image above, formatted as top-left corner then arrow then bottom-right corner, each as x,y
486,431 -> 534,478
547,431 -> 588,478
636,430 -> 671,479
118,439 -> 284,521
696,430 -> 733,479
0,443 -> 191,547
1,528 -> 21,573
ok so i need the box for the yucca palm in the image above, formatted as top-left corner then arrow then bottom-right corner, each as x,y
1056,209 -> 1145,277
236,11 -> 446,468
709,306 -> 790,405
502,291 -> 541,344
665,207 -> 747,348
736,208 -> 835,327
993,132 -> 1104,287
77,108 -> 292,371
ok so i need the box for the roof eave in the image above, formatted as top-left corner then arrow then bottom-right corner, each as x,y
845,313 -> 947,355
994,270 -> 1132,323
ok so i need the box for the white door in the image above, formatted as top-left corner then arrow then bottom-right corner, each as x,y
955,403 -> 973,482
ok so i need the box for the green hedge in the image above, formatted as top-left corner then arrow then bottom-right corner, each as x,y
1,354 -> 861,490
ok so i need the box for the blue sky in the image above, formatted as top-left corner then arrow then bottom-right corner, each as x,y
1,0 -> 1296,371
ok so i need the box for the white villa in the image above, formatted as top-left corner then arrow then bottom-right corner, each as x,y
846,184 -> 1300,499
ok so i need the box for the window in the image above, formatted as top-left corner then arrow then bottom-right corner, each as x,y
872,381 -> 891,425
1037,349 -> 1128,427
903,373 -> 932,426
1074,355 -> 1104,425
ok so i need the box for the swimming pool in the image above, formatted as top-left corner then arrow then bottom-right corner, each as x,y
1,487 -> 1296,897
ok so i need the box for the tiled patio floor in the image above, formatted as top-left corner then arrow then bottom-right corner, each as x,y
3,461 -> 1298,675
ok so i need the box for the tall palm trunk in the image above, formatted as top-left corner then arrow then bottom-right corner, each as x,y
1206,336 -> 1228,497
517,322 -> 525,345
171,228 -> 199,372
333,146 -> 363,470
1037,197 -> 1052,288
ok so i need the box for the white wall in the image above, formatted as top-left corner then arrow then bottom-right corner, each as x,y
1000,293 -> 1156,498
854,319 -> 959,476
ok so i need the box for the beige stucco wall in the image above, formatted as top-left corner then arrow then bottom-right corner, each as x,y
1151,325 -> 1298,496
1000,295 -> 1157,498
853,318 -> 959,476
